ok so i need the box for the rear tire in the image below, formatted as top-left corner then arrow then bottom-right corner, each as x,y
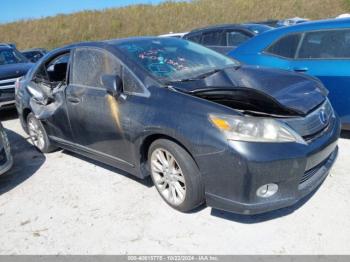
148,139 -> 205,212
27,113 -> 57,153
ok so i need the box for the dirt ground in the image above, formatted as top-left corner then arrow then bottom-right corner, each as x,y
0,108 -> 349,255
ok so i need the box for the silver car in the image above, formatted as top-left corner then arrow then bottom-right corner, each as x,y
0,122 -> 12,175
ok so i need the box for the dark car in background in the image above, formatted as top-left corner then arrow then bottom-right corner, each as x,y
251,18 -> 309,28
21,48 -> 48,63
0,44 -> 33,109
0,121 -> 13,176
16,37 -> 339,215
183,23 -> 273,54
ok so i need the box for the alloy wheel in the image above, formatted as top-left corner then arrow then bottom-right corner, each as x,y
28,117 -> 45,150
151,148 -> 186,206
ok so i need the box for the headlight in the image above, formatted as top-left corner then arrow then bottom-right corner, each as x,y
209,114 -> 305,143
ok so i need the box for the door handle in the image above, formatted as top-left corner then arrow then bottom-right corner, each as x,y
67,96 -> 81,104
293,67 -> 308,72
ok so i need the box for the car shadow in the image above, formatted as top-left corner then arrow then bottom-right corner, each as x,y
0,128 -> 46,195
62,150 -> 154,188
0,108 -> 18,121
340,130 -> 350,139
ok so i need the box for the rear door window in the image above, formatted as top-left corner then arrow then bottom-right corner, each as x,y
266,33 -> 302,58
201,30 -> 223,46
186,34 -> 202,44
297,29 -> 350,59
225,31 -> 251,46
71,48 -> 121,88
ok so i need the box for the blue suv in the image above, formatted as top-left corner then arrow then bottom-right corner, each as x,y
229,18 -> 350,130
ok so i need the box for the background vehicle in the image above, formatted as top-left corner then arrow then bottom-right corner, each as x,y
158,32 -> 188,38
183,23 -> 273,54
276,17 -> 309,27
21,48 -> 48,63
16,37 -> 339,215
229,18 -> 350,130
249,19 -> 280,28
0,43 -> 33,109
0,121 -> 13,176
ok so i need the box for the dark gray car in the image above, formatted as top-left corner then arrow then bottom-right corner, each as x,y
183,24 -> 273,54
15,37 -> 340,215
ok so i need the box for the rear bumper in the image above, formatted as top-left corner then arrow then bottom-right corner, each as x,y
197,114 -> 341,215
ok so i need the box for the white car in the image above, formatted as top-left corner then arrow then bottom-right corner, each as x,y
158,32 -> 188,38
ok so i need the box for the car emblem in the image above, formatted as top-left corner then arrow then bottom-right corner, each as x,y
319,110 -> 328,125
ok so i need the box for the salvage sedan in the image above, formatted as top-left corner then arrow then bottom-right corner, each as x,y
15,37 -> 340,215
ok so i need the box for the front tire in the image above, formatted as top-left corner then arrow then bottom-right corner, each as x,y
148,139 -> 205,212
27,113 -> 57,153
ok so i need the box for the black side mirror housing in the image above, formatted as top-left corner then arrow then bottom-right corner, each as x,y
101,74 -> 123,97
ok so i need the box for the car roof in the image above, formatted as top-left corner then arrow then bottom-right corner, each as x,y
46,37 -> 175,56
186,23 -> 261,34
22,48 -> 47,52
231,18 -> 350,53
0,44 -> 13,50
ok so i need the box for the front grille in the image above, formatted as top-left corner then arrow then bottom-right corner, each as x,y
0,77 -> 17,90
0,148 -> 7,166
283,100 -> 333,139
0,78 -> 16,104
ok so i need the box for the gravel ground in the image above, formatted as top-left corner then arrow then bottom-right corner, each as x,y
0,109 -> 349,255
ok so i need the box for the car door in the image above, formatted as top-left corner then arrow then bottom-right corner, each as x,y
65,47 -> 134,168
292,29 -> 350,125
27,52 -> 73,142
200,30 -> 226,54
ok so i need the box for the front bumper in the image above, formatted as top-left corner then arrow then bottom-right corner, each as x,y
0,78 -> 16,108
197,114 -> 341,215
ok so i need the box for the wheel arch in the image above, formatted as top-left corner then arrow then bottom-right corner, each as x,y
138,133 -> 199,178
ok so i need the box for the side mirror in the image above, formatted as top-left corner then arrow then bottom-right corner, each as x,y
101,74 -> 123,97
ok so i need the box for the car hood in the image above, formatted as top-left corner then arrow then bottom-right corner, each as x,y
170,65 -> 327,116
0,63 -> 33,80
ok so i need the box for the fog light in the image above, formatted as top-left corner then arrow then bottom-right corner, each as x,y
256,183 -> 278,198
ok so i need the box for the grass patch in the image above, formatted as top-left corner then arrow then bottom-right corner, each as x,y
0,0 -> 349,50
